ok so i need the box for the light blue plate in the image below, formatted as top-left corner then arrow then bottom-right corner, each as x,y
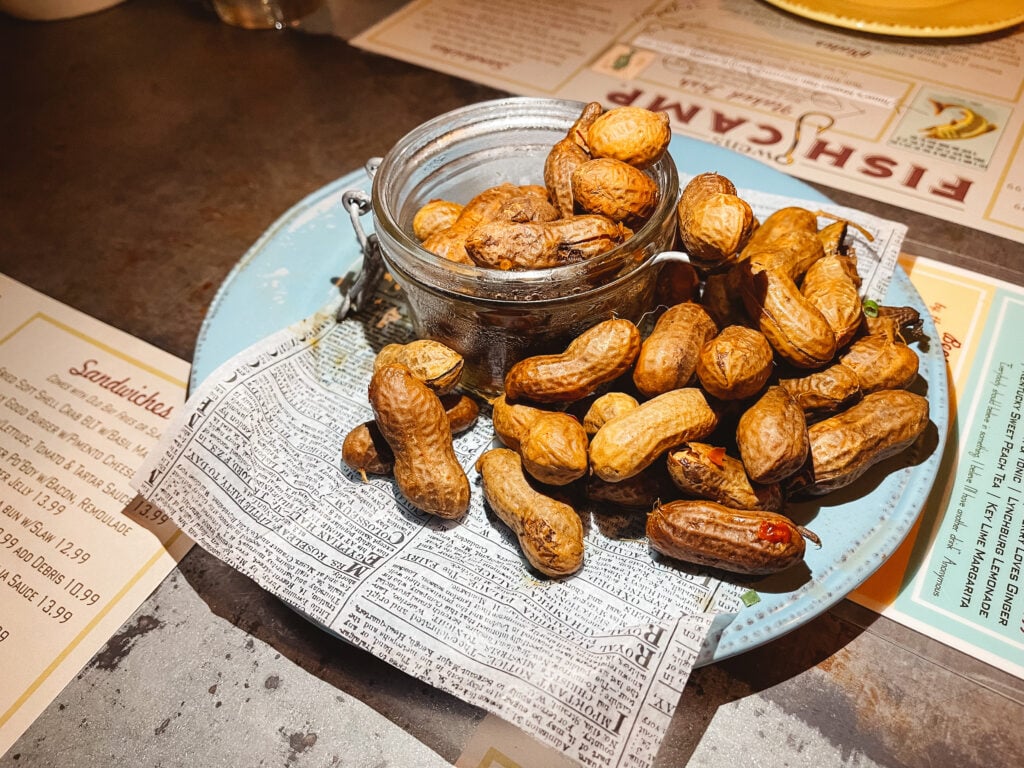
192,135 -> 948,664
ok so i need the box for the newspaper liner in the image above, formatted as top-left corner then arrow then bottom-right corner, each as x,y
133,190 -> 904,768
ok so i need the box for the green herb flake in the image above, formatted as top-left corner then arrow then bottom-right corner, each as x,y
740,589 -> 760,607
863,299 -> 880,318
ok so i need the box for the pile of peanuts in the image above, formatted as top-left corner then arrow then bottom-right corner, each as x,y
412,103 -> 670,270
342,104 -> 931,580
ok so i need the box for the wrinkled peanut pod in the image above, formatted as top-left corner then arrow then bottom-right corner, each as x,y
696,325 -> 774,401
590,387 -> 718,482
582,392 -> 639,435
585,462 -> 674,510
817,219 -> 849,258
368,364 -> 470,518
792,389 -> 930,496
586,106 -> 671,169
801,254 -> 863,348
544,101 -> 602,218
653,259 -> 701,307
441,392 -> 481,434
700,267 -> 748,329
633,302 -> 718,398
464,215 -> 626,270
491,395 -> 588,485
647,500 -> 812,576
863,305 -> 922,337
571,158 -> 658,226
495,194 -> 560,224
677,173 -> 757,272
741,228 -> 825,280
519,411 -> 589,486
421,183 -> 523,264
736,386 -> 808,484
412,199 -> 463,241
374,339 -> 464,394
666,442 -> 782,511
779,364 -> 862,415
504,317 -> 642,403
742,206 -> 818,253
739,260 -> 837,369
342,420 -> 394,477
839,331 -> 920,393
491,394 -> 543,451
342,393 -> 479,480
476,448 -> 584,577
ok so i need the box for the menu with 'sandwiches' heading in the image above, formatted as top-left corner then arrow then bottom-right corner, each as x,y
0,274 -> 192,756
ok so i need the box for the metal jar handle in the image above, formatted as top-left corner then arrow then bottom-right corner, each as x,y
335,158 -> 384,320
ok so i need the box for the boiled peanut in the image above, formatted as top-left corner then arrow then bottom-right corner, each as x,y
504,317 -> 641,403
519,411 -> 589,486
791,389 -> 929,495
863,305 -> 922,337
647,500 -> 814,575
491,394 -> 542,451
476,448 -> 584,577
700,267 -> 748,329
742,206 -> 818,252
585,462 -> 673,510
677,172 -> 757,272
464,215 -> 626,270
421,183 -> 523,264
736,386 -> 808,484
412,199 -> 463,241
586,106 -> 671,169
632,302 -> 718,398
589,387 -> 718,482
441,392 -> 481,434
491,395 -> 588,485
571,158 -> 658,226
666,442 -> 782,511
582,392 -> 639,435
817,219 -> 849,257
342,420 -> 394,477
742,228 -> 825,280
494,193 -> 560,224
653,259 -> 700,307
696,325 -> 774,401
342,393 -> 479,480
544,101 -> 602,217
839,326 -> 920,393
739,214 -> 831,369
779,364 -> 862,415
368,363 -> 470,518
802,253 -> 863,348
739,256 -> 837,369
374,339 -> 464,394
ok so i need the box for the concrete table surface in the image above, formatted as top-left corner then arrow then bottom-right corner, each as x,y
1,2 -> 1022,767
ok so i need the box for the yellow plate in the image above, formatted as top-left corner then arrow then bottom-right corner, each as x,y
761,0 -> 1024,37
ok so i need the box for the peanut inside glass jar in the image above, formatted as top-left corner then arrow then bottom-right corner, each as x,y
371,97 -> 680,397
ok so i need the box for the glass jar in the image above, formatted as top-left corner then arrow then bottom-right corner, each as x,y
371,97 -> 680,396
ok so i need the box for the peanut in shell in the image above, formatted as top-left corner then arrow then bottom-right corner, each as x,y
589,387 -> 718,482
586,106 -> 671,169
476,448 -> 584,578
504,317 -> 641,404
647,500 -> 812,576
571,158 -> 658,226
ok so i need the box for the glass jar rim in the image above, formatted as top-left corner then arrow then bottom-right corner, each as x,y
370,96 -> 680,298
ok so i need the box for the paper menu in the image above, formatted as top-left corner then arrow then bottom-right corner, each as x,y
352,0 -> 1024,245
0,274 -> 192,756
850,255 -> 1024,677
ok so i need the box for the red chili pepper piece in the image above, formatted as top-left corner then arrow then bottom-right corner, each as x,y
757,519 -> 792,544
